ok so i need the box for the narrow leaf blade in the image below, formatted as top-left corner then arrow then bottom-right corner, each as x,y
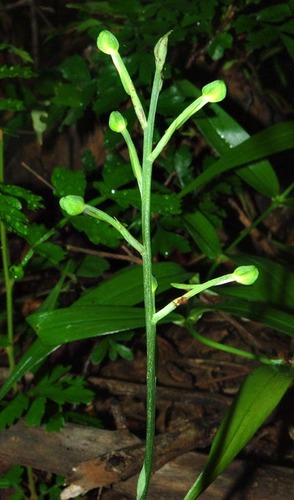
180,121 -> 294,197
187,365 -> 293,498
183,212 -> 222,259
193,299 -> 294,337
0,340 -> 58,401
195,101 -> 280,197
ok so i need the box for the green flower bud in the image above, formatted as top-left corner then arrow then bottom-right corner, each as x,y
97,30 -> 119,55
59,195 -> 85,216
233,265 -> 259,285
109,111 -> 127,133
201,80 -> 227,103
154,30 -> 172,72
10,265 -> 24,280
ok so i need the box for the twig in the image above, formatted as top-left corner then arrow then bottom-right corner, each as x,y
21,162 -> 53,190
0,0 -> 28,10
65,244 -> 143,265
227,197 -> 276,255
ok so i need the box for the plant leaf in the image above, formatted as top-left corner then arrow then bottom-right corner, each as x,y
59,55 -> 91,83
191,299 -> 294,337
51,167 -> 86,198
25,396 -> 46,426
183,212 -> 223,259
185,365 -> 293,498
0,340 -> 59,401
74,262 -> 191,306
0,65 -> 35,79
27,305 -> 182,345
180,121 -> 294,198
0,394 -> 29,429
194,100 -> 280,197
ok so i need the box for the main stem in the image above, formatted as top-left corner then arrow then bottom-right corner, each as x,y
138,69 -> 163,499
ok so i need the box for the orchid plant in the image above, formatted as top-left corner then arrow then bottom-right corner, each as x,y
59,30 -> 261,499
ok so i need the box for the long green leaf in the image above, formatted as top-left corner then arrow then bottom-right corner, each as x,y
185,365 -> 293,498
195,103 -> 280,197
0,262 -> 187,399
0,263 -> 71,400
74,261 -> 190,306
27,305 -> 182,345
28,305 -> 146,344
183,212 -> 223,259
192,299 -> 294,337
179,121 -> 294,197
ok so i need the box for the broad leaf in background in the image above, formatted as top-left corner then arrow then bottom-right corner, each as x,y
51,166 -> 86,198
71,215 -> 123,248
106,188 -> 181,215
184,365 -> 293,499
183,211 -> 223,259
74,262 -> 190,306
28,305 -> 182,345
191,299 -> 294,337
76,254 -> 110,278
194,98 -> 280,197
27,262 -> 188,345
180,121 -> 294,198
28,305 -> 146,345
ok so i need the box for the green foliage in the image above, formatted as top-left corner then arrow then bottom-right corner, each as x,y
183,211 -> 223,259
0,193 -> 29,236
0,394 -> 29,429
0,465 -> 25,499
0,365 -> 94,430
51,167 -> 86,198
185,365 -> 293,499
91,332 -> 134,364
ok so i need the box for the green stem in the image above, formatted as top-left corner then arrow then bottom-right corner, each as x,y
227,182 -> 294,253
149,95 -> 208,162
0,130 -> 15,375
226,203 -> 275,253
121,127 -> 142,194
83,205 -> 144,255
154,273 -> 236,324
186,322 -> 282,366
137,64 -> 163,500
111,51 -> 147,130
27,466 -> 38,500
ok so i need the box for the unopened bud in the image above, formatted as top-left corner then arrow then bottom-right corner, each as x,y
201,80 -> 227,103
10,265 -> 24,280
59,195 -> 85,216
109,111 -> 127,133
233,265 -> 259,285
154,30 -> 172,72
97,30 -> 119,55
